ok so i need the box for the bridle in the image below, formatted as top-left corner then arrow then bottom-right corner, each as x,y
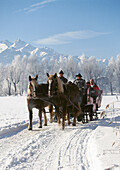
28,81 -> 37,97
48,78 -> 58,96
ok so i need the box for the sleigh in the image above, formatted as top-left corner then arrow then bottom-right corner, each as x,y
80,90 -> 103,123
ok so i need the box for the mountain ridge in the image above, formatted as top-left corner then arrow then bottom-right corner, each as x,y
0,39 -> 108,66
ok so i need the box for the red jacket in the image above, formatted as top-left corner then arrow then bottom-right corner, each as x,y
93,84 -> 100,96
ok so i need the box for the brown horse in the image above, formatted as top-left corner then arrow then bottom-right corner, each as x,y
63,82 -> 81,126
46,73 -> 81,129
47,73 -> 67,129
27,75 -> 53,130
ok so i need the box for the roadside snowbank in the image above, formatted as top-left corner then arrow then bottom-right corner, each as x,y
90,95 -> 120,170
0,96 -> 38,136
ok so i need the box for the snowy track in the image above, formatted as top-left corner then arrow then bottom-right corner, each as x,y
0,96 -> 120,170
0,120 -> 98,170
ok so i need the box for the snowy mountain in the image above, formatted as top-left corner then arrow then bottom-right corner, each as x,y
0,39 -> 109,65
0,40 -> 12,53
0,39 -> 61,65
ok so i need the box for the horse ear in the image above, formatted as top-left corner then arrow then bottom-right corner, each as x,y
35,75 -> 38,80
46,73 -> 49,77
29,75 -> 32,81
54,73 -> 57,78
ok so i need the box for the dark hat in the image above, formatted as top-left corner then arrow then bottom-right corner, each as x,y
86,81 -> 90,84
76,73 -> 82,77
59,70 -> 64,74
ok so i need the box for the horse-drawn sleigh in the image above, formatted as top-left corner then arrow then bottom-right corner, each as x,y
27,74 -> 102,130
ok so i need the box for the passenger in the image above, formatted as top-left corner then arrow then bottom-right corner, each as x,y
73,73 -> 86,103
85,81 -> 94,120
59,70 -> 68,83
86,81 -> 90,89
82,81 -> 92,104
90,79 -> 100,97
86,81 -> 94,97
86,81 -> 94,103
90,79 -> 101,110
73,73 -> 86,91
74,73 -> 86,121
81,81 -> 90,106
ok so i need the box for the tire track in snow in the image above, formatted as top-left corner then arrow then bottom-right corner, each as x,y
0,121 -> 98,170
57,128 -> 92,170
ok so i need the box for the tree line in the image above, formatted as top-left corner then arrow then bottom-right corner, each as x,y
0,53 -> 120,96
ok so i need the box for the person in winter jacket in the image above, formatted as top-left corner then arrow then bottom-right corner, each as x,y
73,73 -> 86,91
74,73 -> 86,121
90,79 -> 100,97
90,79 -> 102,111
59,70 -> 68,83
73,73 -> 86,103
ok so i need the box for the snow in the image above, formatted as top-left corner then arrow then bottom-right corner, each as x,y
0,39 -> 110,66
0,95 -> 120,170
0,43 -> 8,53
10,39 -> 27,49
40,51 -> 47,57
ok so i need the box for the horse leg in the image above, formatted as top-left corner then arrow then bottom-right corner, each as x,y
66,111 -> 70,126
62,104 -> 66,130
77,102 -> 81,116
73,109 -> 77,126
55,106 -> 60,124
73,102 -> 81,126
43,108 -> 47,126
38,110 -> 42,128
28,109 -> 33,130
49,105 -> 53,123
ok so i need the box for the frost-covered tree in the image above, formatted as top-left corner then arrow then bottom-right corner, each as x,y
4,64 -> 13,96
92,60 -> 105,84
26,53 -> 41,76
115,55 -> 120,93
59,56 -> 67,75
19,55 -> 28,95
0,64 -> 6,95
81,56 -> 95,80
10,55 -> 24,95
67,56 -> 76,79
0,51 -> 120,96
107,57 -> 116,95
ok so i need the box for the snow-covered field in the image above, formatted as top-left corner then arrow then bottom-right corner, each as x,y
0,95 -> 120,170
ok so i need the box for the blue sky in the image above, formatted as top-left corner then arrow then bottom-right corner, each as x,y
0,0 -> 120,59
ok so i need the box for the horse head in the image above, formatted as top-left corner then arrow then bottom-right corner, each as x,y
47,73 -> 64,96
27,75 -> 38,97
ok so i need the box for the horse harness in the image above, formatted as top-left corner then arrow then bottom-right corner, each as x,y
48,78 -> 59,96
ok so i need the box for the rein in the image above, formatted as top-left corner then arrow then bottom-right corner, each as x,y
63,94 -> 80,111
27,93 -> 80,111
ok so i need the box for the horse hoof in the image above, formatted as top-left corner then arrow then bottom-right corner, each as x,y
49,119 -> 53,123
62,126 -> 65,130
44,124 -> 47,126
72,123 -> 76,126
67,121 -> 71,126
28,127 -> 32,130
38,125 -> 42,128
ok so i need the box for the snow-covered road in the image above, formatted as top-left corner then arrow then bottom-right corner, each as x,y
0,121 -> 100,170
0,96 -> 120,170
